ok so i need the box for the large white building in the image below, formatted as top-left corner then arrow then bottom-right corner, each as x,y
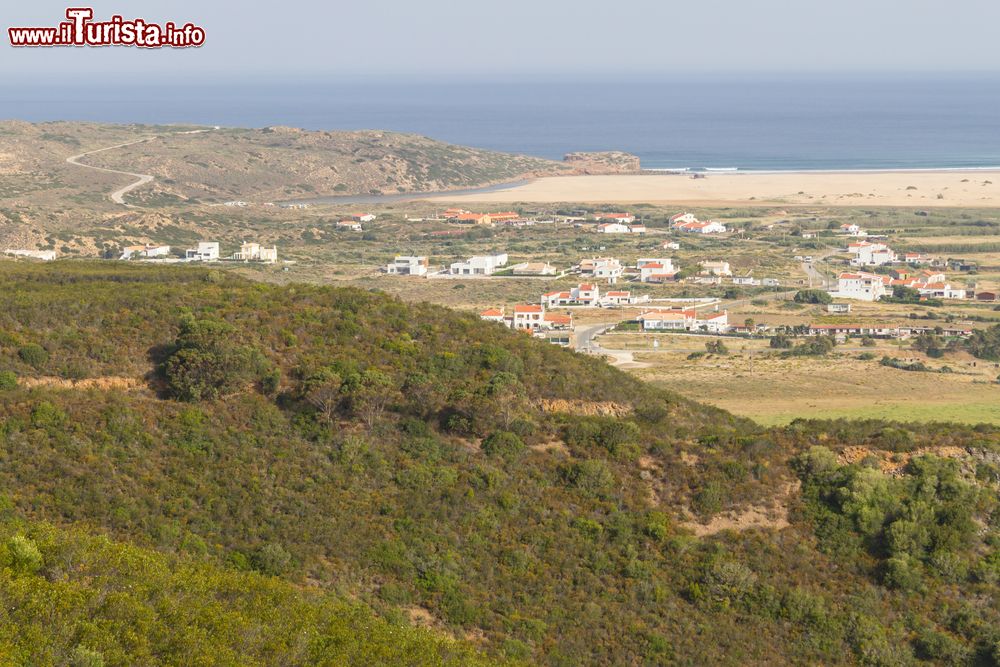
386,256 -> 429,276
849,241 -> 896,267
834,272 -> 887,301
233,242 -> 277,263
700,260 -> 732,277
637,258 -> 678,283
449,253 -> 508,276
637,308 -> 730,333
579,257 -> 624,284
121,244 -> 171,260
186,242 -> 220,261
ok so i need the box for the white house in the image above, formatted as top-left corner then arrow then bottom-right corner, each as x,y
4,249 -> 56,261
669,212 -> 698,226
917,282 -> 968,300
512,304 -> 547,330
596,222 -> 632,234
450,253 -> 509,276
638,261 -> 678,283
121,244 -> 170,260
233,242 -> 277,263
676,220 -> 727,234
637,258 -> 675,272
479,307 -> 506,323
595,212 -> 636,224
840,223 -> 863,236
541,284 -> 600,307
638,308 -> 730,333
579,257 -> 624,284
762,278 -> 781,287
601,291 -> 650,306
733,276 -> 761,286
386,256 -> 429,276
337,220 -> 363,232
352,213 -> 376,223
186,242 -> 220,261
849,241 -> 896,267
700,260 -> 732,277
662,241 -> 681,250
834,272 -> 887,301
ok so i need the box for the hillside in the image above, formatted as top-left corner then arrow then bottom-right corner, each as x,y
0,121 -> 569,206
0,518 -> 496,665
0,262 -> 998,665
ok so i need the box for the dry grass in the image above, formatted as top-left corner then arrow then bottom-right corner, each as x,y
602,332 -> 1000,426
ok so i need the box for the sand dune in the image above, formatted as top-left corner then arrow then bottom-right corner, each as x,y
428,171 -> 1000,207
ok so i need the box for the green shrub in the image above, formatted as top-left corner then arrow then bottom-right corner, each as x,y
17,343 -> 48,369
482,431 -> 525,460
0,370 -> 16,390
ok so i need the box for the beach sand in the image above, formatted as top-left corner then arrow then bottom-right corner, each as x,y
427,171 -> 1000,207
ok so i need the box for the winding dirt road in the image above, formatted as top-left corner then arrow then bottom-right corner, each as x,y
65,126 -> 218,207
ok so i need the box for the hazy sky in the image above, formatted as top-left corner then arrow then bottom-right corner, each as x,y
3,0 -> 1000,80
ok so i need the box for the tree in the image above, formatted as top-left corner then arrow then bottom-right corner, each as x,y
794,289 -> 832,305
343,368 -> 397,429
17,343 -> 48,369
481,431 -> 526,461
162,315 -> 271,401
705,340 -> 729,355
303,367 -> 343,422
483,371 -> 527,430
770,334 -> 793,349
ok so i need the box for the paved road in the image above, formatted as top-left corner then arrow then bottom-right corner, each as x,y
574,321 -> 650,368
66,126 -> 218,207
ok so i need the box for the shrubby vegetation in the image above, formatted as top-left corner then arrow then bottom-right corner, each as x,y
0,263 -> 997,665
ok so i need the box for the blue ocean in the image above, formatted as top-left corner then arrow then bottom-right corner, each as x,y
3,75 -> 1000,171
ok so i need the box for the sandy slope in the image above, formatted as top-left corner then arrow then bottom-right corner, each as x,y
428,171 -> 1000,207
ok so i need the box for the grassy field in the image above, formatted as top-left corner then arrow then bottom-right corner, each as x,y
601,331 -> 1000,426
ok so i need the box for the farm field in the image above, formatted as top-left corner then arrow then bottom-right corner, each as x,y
599,331 -> 1000,425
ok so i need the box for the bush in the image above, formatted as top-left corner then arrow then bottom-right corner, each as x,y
17,343 -> 48,369
163,315 -> 271,401
794,289 -> 832,305
252,543 -> 293,576
481,431 -> 525,460
0,370 -> 16,391
6,535 -> 43,575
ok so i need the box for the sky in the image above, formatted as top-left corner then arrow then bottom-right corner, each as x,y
2,0 -> 1000,81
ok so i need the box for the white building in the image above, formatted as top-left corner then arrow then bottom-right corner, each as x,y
669,212 -> 698,226
186,242 -> 220,261
337,220 -> 363,232
479,307 -> 506,323
700,261 -> 732,277
595,212 -> 636,224
834,272 -> 887,301
541,283 -> 600,307
512,304 -> 547,330
3,249 -> 56,261
849,241 -> 896,267
662,241 -> 681,250
638,261 -> 678,283
121,244 -> 170,260
449,253 -> 508,276
596,222 -> 632,234
579,257 -> 624,284
638,309 -> 730,333
840,223 -> 863,236
676,220 -> 727,234
233,242 -> 277,263
352,213 -> 376,223
386,256 -> 429,276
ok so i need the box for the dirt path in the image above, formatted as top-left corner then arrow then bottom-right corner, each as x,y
65,126 -> 218,206
18,376 -> 145,391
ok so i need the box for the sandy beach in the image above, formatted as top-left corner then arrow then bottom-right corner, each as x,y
428,171 -> 1000,207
